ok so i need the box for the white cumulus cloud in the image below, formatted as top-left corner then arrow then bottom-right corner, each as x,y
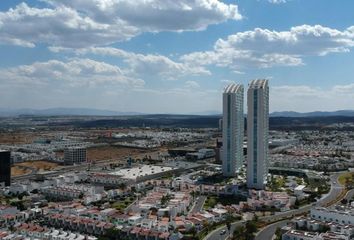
181,25 -> 354,70
49,46 -> 211,80
0,58 -> 144,87
268,0 -> 288,4
185,81 -> 200,88
0,0 -> 242,48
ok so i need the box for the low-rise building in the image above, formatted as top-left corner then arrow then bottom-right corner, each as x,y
110,165 -> 177,182
311,205 -> 354,225
41,184 -> 104,201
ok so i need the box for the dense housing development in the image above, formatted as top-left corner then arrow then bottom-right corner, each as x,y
0,80 -> 353,240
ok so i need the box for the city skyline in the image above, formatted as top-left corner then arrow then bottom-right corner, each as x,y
1,0 -> 354,113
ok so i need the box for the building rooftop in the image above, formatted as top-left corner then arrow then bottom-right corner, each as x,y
286,229 -> 319,238
110,165 -> 175,180
224,83 -> 243,94
249,79 -> 268,89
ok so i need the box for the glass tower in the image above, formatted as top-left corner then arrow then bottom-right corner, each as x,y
247,79 -> 269,189
222,83 -> 244,177
0,150 -> 11,186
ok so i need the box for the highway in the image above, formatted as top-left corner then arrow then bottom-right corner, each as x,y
205,172 -> 345,240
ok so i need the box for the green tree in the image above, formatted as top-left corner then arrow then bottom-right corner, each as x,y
188,226 -> 197,238
274,227 -> 282,240
232,225 -> 246,240
118,182 -> 127,191
226,221 -> 231,232
245,221 -> 258,240
101,228 -> 122,240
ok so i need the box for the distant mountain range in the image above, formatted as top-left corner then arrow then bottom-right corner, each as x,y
190,110 -> 354,117
1,108 -> 354,118
270,110 -> 354,117
188,110 -> 222,116
0,108 -> 143,117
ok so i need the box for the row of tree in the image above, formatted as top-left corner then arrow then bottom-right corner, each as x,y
230,220 -> 258,240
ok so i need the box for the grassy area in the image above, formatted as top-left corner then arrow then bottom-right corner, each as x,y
111,196 -> 136,211
295,177 -> 304,185
160,173 -> 174,180
268,175 -> 286,192
306,179 -> 330,194
204,196 -> 217,209
338,172 -> 354,186
204,195 -> 247,210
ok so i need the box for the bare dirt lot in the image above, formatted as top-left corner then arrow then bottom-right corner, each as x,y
0,132 -> 38,144
87,146 -> 148,162
11,166 -> 32,177
16,160 -> 60,172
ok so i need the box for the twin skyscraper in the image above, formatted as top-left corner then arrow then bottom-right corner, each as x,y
222,79 -> 269,190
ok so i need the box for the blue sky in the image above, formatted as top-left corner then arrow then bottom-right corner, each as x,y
0,0 -> 354,113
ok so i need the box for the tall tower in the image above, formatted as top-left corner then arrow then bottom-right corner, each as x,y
247,79 -> 269,189
0,150 -> 11,186
222,83 -> 244,177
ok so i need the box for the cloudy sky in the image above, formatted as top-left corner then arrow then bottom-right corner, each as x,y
0,0 -> 354,113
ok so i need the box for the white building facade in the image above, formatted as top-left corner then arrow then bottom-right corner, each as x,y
247,79 -> 269,189
222,83 -> 244,177
311,207 -> 354,225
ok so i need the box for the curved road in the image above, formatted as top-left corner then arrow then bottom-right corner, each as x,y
344,189 -> 354,201
205,172 -> 345,240
205,201 -> 313,240
255,220 -> 289,240
255,172 -> 345,240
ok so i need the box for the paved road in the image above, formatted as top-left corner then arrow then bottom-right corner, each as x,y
345,189 -> 354,201
205,172 -> 345,240
205,200 -> 313,240
255,220 -> 289,240
191,196 -> 207,213
315,172 -> 344,206
206,221 -> 245,240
